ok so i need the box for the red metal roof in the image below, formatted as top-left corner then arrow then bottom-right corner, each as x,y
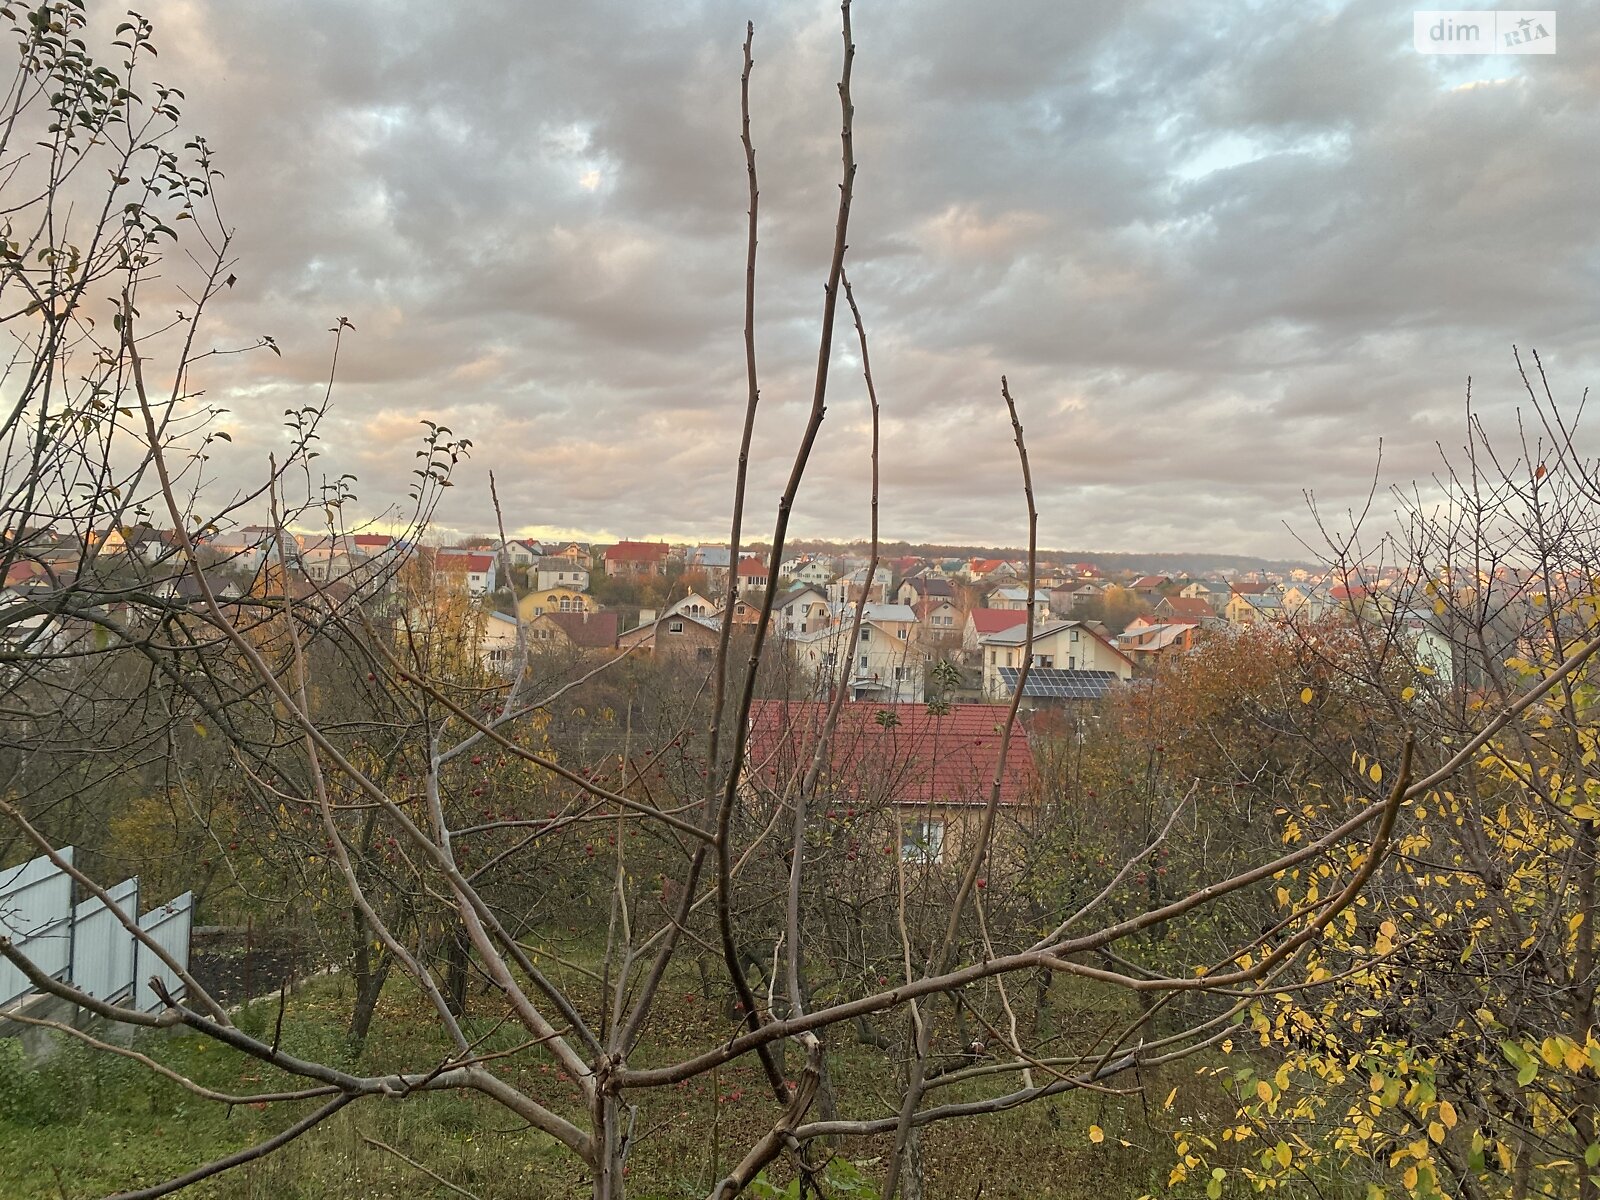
605,540 -> 670,562
1158,596 -> 1214,621
736,556 -> 768,576
967,608 -> 1028,635
746,701 -> 1033,807
438,552 -> 494,573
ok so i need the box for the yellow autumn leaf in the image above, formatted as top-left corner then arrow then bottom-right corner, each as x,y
1088,1125 -> 1105,1144
1401,686 -> 1415,702
1164,1087 -> 1178,1110
1439,1100 -> 1457,1128
1275,1142 -> 1292,1168
1429,1122 -> 1445,1144
1300,687 -> 1313,704
1370,762 -> 1383,784
1256,1079 -> 1274,1103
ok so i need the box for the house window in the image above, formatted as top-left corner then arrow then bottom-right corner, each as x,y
902,818 -> 945,864
859,655 -> 869,670
893,666 -> 911,681
1069,629 -> 1079,642
897,628 -> 907,640
988,650 -> 995,664
669,620 -> 684,633
859,627 -> 871,642
1033,654 -> 1053,668
1068,656 -> 1076,669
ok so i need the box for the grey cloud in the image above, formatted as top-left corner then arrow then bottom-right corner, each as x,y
136,0 -> 1600,556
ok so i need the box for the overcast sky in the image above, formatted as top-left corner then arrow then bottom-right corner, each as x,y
138,0 -> 1599,557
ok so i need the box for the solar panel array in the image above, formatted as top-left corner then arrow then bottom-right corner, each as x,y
997,666 -> 1120,700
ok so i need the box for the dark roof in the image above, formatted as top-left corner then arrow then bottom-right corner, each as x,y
997,666 -> 1120,701
541,610 -> 619,647
746,701 -> 1033,806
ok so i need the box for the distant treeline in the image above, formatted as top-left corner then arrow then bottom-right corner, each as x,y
745,539 -> 1311,577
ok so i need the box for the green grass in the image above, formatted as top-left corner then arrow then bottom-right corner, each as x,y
0,972 -> 1208,1199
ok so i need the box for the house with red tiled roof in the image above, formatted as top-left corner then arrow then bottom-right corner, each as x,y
433,550 -> 497,597
962,607 -> 1027,653
745,700 -> 1034,863
1156,595 -> 1217,625
603,540 -> 671,577
734,555 -> 769,598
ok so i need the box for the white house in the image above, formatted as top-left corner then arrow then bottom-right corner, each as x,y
989,586 -> 1051,620
775,585 -> 832,636
826,567 -> 891,610
534,557 -> 590,593
790,603 -> 924,703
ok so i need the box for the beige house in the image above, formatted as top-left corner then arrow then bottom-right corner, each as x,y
978,619 -> 1133,700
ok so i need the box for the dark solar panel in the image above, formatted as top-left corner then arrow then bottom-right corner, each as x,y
996,667 -> 1119,700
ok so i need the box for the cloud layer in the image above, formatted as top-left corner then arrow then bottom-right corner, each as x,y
139,0 -> 1600,556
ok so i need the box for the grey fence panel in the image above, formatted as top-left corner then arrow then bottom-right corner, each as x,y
70,877 -> 140,1004
135,892 -> 193,1013
2,846 -> 193,1019
0,847 -> 75,1008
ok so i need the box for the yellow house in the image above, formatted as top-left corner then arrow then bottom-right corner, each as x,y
518,588 -> 596,620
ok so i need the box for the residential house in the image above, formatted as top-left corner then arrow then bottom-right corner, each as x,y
525,609 -> 620,652
1131,575 -> 1170,601
787,558 -> 836,589
517,588 -> 596,620
495,538 -> 544,568
533,557 -> 590,593
665,591 -> 720,619
744,701 -> 1033,863
775,585 -> 832,637
896,575 -> 954,607
790,603 -> 924,702
478,610 -> 522,674
961,608 -> 1027,654
826,567 -> 890,610
553,542 -> 593,570
433,550 -> 498,597
734,555 -> 770,598
1155,595 -> 1218,626
989,586 -> 1051,620
603,540 -> 670,577
1226,588 -> 1285,627
1180,580 -> 1225,610
914,598 -> 961,644
978,619 -> 1134,701
687,545 -> 732,590
616,611 -> 722,661
1115,620 -> 1199,662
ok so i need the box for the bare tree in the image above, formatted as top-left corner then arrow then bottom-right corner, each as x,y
6,7 -> 1599,1200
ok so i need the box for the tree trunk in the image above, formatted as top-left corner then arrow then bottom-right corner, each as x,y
593,1092 -> 627,1200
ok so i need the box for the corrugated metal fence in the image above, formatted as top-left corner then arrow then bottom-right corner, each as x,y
0,846 -> 193,1013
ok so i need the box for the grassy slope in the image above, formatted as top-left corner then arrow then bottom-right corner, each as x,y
0,972 -> 1212,1199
